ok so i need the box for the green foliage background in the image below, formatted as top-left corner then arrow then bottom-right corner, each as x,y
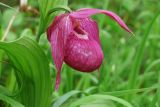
0,0 -> 160,107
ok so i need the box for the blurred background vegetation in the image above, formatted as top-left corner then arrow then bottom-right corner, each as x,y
0,0 -> 160,107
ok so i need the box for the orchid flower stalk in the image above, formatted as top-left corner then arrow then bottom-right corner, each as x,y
47,8 -> 132,90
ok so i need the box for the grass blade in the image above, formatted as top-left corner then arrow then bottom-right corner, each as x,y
0,2 -> 16,11
102,85 -> 159,96
70,94 -> 133,107
52,90 -> 81,107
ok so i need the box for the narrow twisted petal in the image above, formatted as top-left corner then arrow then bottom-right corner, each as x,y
70,8 -> 132,33
47,15 -> 66,41
47,14 -> 73,42
58,16 -> 73,44
47,15 -> 73,90
50,28 -> 64,90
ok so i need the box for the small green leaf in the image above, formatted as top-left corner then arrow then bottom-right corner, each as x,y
37,0 -> 68,42
0,93 -> 24,107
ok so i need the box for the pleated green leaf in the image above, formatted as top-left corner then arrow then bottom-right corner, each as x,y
0,37 -> 52,107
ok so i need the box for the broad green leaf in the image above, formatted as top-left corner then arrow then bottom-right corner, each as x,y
0,93 -> 24,107
69,94 -> 133,107
52,90 -> 81,107
0,37 -> 52,107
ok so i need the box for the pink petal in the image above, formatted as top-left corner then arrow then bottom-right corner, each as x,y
47,15 -> 73,90
58,16 -> 73,44
70,8 -> 132,33
50,28 -> 64,90
47,15 -> 67,41
76,18 -> 101,44
47,16 -> 60,41
64,32 -> 104,72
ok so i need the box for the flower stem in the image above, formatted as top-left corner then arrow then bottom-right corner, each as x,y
47,6 -> 72,16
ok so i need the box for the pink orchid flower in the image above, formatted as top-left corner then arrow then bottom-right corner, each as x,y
47,8 -> 132,90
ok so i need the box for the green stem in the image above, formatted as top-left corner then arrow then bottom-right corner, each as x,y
0,2 -> 16,11
47,6 -> 72,16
